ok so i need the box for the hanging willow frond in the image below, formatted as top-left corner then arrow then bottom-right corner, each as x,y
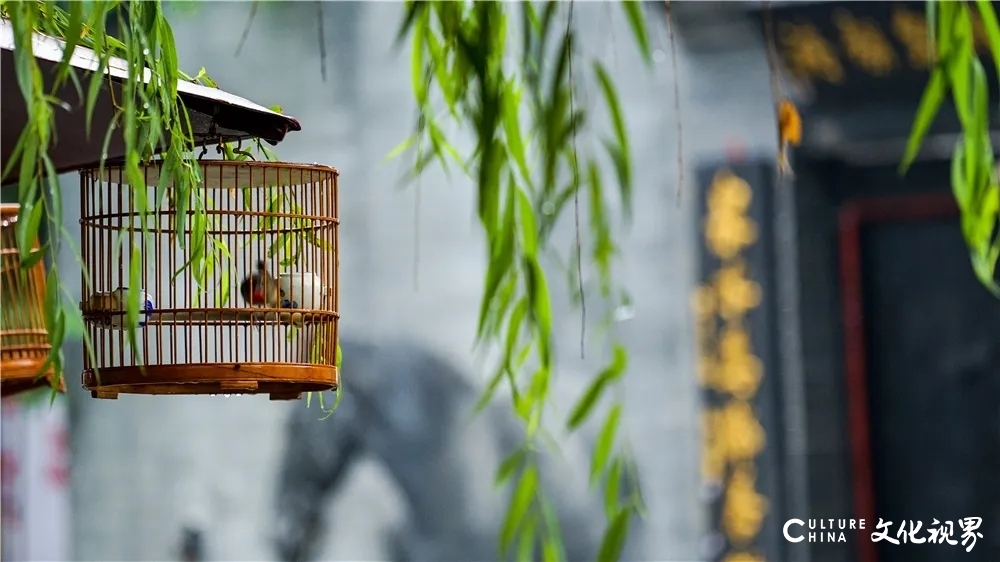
0,0 -> 276,397
903,0 -> 1000,294
393,1 -> 653,559
3,0 -> 202,390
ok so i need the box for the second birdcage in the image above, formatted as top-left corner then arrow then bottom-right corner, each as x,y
78,160 -> 340,399
0,204 -> 65,396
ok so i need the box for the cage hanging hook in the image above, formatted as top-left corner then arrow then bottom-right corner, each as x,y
197,144 -> 209,161
233,138 -> 256,162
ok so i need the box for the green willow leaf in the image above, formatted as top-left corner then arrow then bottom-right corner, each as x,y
158,18 -> 179,99
937,0 -> 957,54
591,403 -> 622,486
479,295 -> 526,415
17,135 -> 39,202
566,345 -> 627,429
975,1 -> 1000,96
593,62 -> 632,214
588,160 -> 615,297
900,67 -> 947,174
971,236 -> 1000,296
517,513 -> 537,562
526,368 -> 549,437
621,2 -> 652,66
503,297 -> 529,363
385,135 -> 417,162
1,133 -> 27,183
54,0 -> 84,89
396,0 -> 427,47
516,188 -> 538,258
514,343 -> 532,370
84,52 -> 108,137
952,140 -> 970,208
427,120 -> 465,174
16,199 -> 44,263
126,248 -> 143,363
596,506 -> 631,562
499,465 -> 538,554
514,383 -> 534,422
318,377 -> 344,421
42,265 -> 60,350
539,494 -> 566,562
478,144 -> 504,238
604,457 -> 622,518
542,536 -> 562,562
502,80 -> 532,187
46,311 -> 66,368
485,271 -> 518,339
19,243 -> 47,271
476,187 -> 517,341
971,193 -> 999,254
947,15 -> 974,126
525,258 -> 552,365
476,362 -> 508,414
623,454 -> 648,516
968,59 -> 988,142
411,11 -> 428,107
495,446 -> 526,486
40,155 -> 61,246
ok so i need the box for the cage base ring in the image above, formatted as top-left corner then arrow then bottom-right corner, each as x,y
1,357 -> 66,397
82,364 -> 337,400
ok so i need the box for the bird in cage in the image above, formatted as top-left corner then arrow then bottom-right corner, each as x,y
240,261 -> 284,308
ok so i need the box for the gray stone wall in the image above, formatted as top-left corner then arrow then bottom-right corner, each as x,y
64,3 -> 780,561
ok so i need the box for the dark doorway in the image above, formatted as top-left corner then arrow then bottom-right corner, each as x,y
838,163 -> 1000,562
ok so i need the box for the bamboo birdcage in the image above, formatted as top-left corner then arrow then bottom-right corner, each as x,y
78,160 -> 340,400
0,204 -> 65,396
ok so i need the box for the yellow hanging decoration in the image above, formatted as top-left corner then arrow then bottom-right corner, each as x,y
777,98 -> 802,177
764,5 -> 805,179
723,552 -> 766,562
722,463 -> 770,544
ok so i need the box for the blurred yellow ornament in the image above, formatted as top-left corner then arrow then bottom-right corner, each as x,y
705,214 -> 757,261
724,552 -> 765,562
714,262 -> 761,320
722,464 -> 769,544
704,171 -> 757,259
891,8 -> 932,68
714,326 -> 763,399
834,9 -> 896,77
707,171 -> 752,213
777,98 -> 802,177
780,22 -> 844,85
716,401 -> 766,461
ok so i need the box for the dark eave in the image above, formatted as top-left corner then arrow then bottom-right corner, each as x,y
0,18 -> 302,183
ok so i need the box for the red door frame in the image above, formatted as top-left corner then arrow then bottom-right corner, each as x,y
837,192 -> 959,562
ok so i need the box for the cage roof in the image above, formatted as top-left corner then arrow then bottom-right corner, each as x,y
0,18 -> 303,183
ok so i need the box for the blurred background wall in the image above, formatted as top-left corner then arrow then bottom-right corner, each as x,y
5,2 -> 780,561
